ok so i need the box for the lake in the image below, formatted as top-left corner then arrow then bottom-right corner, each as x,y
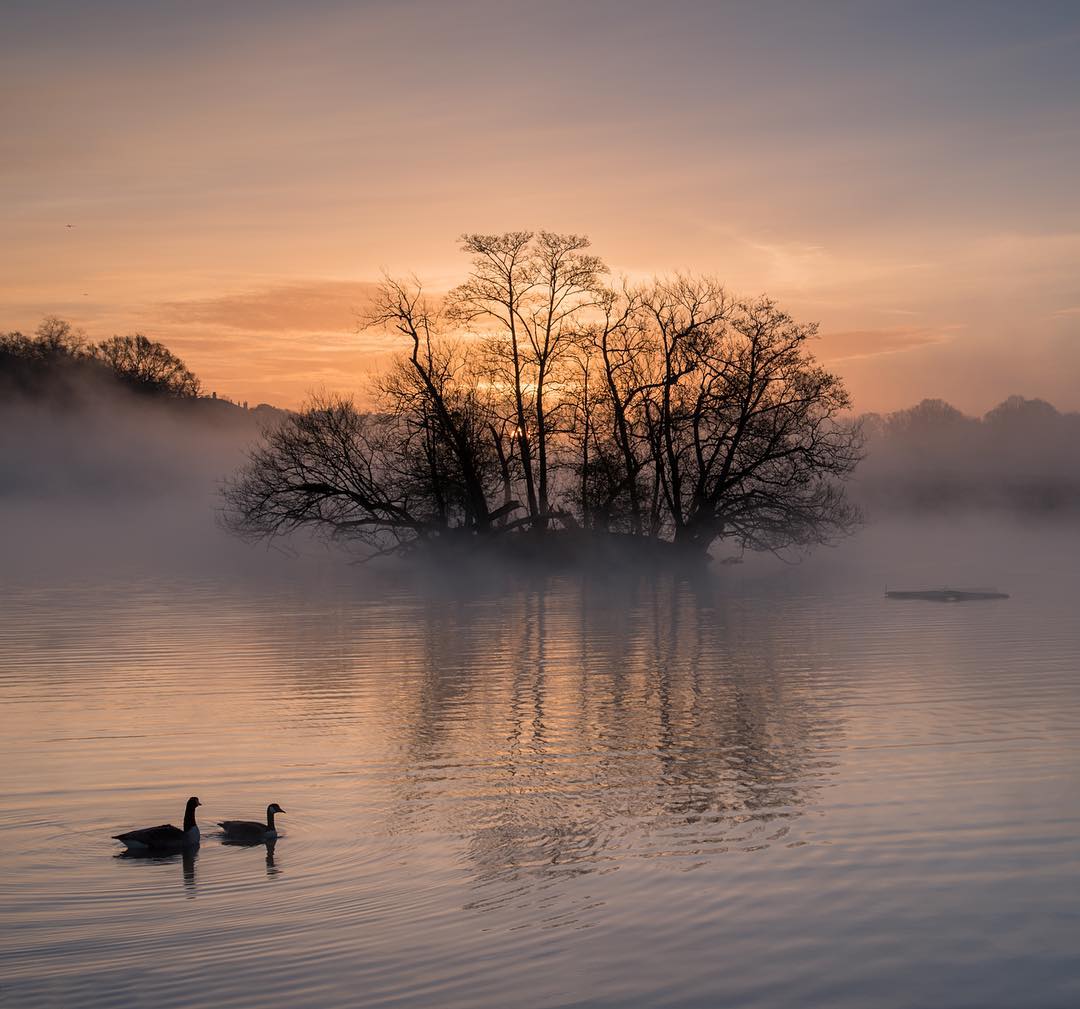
2,519 -> 1079,1008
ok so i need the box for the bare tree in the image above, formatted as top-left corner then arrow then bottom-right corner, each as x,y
449,231 -> 606,528
517,232 -> 606,522
222,395 -> 425,553
35,316 -> 88,357
447,232 -> 539,519
226,234 -> 862,562
95,334 -> 201,397
365,277 -> 511,532
657,295 -> 862,553
636,276 -> 733,540
580,282 -> 651,533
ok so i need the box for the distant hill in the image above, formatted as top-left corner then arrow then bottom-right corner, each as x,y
2,318 -> 289,426
1,319 -> 289,500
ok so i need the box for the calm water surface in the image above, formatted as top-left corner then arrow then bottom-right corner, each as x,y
2,527 -> 1079,1008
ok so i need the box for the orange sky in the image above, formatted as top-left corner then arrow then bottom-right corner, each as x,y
2,1 -> 1078,414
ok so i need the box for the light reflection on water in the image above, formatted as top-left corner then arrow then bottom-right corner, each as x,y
1,546 -> 1079,1008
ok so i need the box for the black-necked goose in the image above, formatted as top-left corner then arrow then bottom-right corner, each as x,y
218,803 -> 285,842
113,796 -> 201,852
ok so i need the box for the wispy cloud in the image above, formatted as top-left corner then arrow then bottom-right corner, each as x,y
817,326 -> 956,362
159,281 -> 380,333
140,281 -> 403,406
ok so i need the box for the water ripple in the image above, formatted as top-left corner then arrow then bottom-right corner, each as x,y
2,541 -> 1080,1009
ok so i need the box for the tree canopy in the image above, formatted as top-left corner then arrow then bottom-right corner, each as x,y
225,231 -> 863,562
2,318 -> 202,399
95,334 -> 201,397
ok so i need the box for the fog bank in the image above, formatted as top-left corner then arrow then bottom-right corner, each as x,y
3,378 -> 1079,590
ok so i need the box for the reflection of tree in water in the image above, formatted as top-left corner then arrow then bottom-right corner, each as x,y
381,574 -> 844,914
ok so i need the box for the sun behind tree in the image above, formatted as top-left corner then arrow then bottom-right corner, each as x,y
224,231 -> 864,564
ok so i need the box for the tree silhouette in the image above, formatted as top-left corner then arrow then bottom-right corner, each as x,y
94,334 -> 201,397
448,232 -> 607,527
225,231 -> 863,560
2,318 -> 203,402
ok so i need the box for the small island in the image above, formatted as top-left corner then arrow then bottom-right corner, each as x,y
223,231 -> 863,567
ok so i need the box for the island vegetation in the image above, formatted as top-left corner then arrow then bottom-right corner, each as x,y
223,231 -> 864,564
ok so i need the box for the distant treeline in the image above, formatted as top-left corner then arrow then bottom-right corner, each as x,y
1,316 -> 284,422
857,397 -> 1080,514
2,317 -> 203,400
0,318 -> 291,502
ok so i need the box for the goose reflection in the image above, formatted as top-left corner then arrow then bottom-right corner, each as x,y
220,835 -> 282,878
265,837 -> 280,876
114,845 -> 199,897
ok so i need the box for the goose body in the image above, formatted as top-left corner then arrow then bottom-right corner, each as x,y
113,797 -> 201,852
218,802 -> 285,842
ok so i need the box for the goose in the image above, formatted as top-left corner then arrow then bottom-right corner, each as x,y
113,796 -> 201,852
218,803 -> 285,842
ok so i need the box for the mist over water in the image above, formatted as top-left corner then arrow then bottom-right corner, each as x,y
0,382 -> 298,581
2,389 -> 1080,1008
